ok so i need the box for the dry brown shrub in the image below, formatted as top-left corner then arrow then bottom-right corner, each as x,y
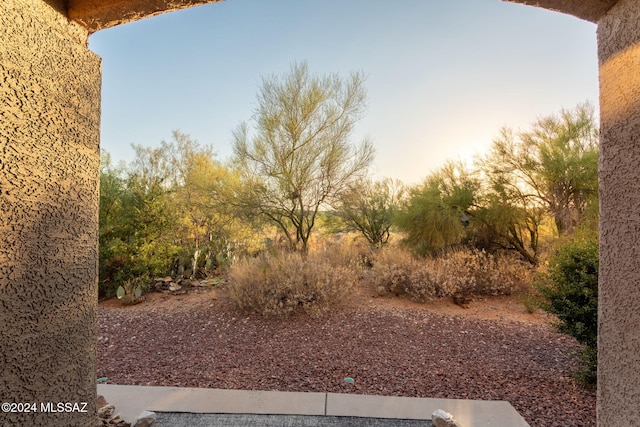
369,246 -> 532,302
228,250 -> 356,317
425,248 -> 531,297
309,234 -> 373,274
368,247 -> 436,301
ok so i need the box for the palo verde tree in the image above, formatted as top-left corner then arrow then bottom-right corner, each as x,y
480,102 -> 599,237
232,61 -> 375,253
471,178 -> 545,264
332,178 -> 404,248
159,131 -> 251,272
395,161 -> 479,256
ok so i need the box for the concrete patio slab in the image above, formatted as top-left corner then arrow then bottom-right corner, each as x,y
98,384 -> 325,421
97,384 -> 530,427
326,393 -> 530,427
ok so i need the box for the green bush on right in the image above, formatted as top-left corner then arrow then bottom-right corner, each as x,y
536,234 -> 598,385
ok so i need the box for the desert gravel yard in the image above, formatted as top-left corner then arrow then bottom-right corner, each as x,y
97,288 -> 596,427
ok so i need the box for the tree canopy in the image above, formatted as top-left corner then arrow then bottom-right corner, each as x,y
395,161 -> 479,256
332,178 -> 404,248
232,61 -> 375,252
98,131 -> 253,296
395,103 -> 598,263
481,102 -> 599,236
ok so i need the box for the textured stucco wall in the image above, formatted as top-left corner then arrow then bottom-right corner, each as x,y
508,0 -> 618,22
65,0 -> 616,32
69,0 -> 223,33
597,0 -> 640,424
0,0 -> 101,425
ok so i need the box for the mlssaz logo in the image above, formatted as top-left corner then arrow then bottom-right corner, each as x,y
40,402 -> 88,413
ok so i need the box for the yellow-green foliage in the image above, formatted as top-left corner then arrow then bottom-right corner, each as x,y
228,250 -> 357,317
370,246 -> 531,302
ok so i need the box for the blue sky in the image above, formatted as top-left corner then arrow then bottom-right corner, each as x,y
89,0 -> 598,185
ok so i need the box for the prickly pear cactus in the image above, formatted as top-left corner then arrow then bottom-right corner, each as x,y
116,280 -> 145,305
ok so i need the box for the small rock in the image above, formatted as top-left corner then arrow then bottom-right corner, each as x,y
97,403 -> 115,420
110,417 -> 131,427
97,395 -> 108,409
133,410 -> 156,427
96,396 -> 132,427
452,293 -> 472,308
432,409 -> 462,427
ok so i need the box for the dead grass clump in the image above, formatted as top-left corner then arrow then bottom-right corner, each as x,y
228,251 -> 355,317
369,246 -> 532,302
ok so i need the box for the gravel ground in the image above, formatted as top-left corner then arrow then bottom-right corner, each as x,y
97,289 -> 596,427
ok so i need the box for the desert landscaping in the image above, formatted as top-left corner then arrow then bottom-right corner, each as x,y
97,283 -> 596,427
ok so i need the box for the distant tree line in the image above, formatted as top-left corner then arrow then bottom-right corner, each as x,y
99,60 -> 599,297
395,102 -> 599,263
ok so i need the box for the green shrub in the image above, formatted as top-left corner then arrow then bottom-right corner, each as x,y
536,235 -> 598,384
228,251 -> 355,317
98,236 -> 181,297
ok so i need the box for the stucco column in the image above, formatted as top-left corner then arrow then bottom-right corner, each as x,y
597,0 -> 640,424
0,1 -> 101,425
